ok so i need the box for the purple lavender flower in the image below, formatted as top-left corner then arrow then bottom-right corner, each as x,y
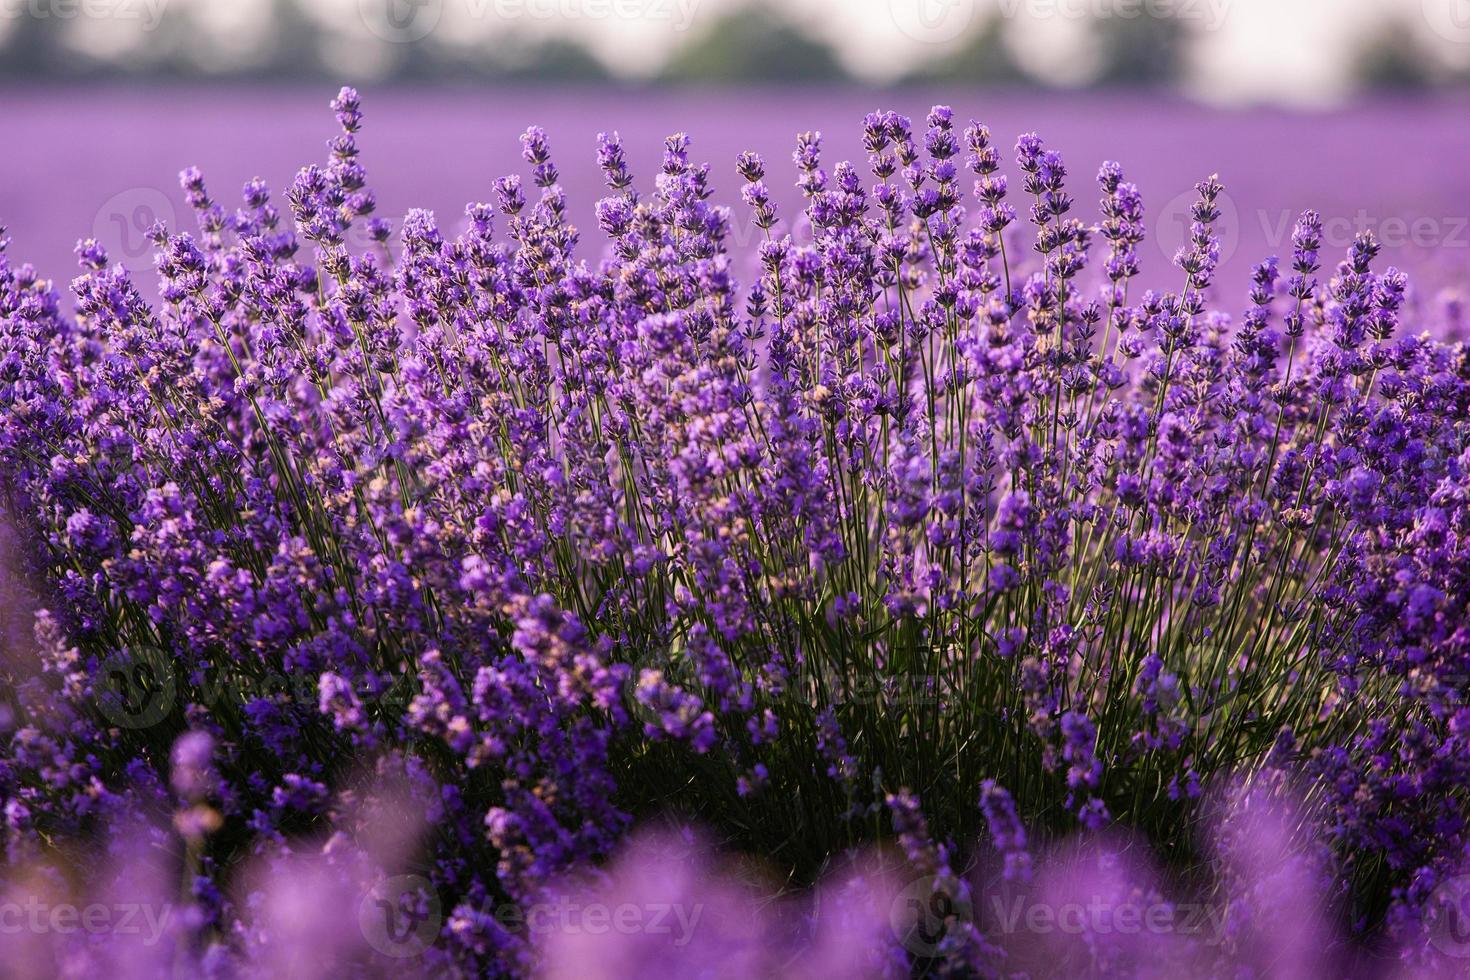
0,92 -> 1466,977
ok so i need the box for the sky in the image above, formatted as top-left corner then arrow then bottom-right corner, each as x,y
6,0 -> 1470,103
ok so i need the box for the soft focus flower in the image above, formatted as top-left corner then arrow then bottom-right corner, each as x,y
0,89 -> 1466,976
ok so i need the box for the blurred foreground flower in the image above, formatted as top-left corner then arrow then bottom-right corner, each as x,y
1,89 -> 1467,975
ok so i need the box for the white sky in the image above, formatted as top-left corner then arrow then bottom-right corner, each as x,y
22,0 -> 1470,104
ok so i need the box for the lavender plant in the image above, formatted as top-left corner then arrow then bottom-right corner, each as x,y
0,90 -> 1467,976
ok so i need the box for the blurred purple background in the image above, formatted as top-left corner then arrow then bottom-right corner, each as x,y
3,86 -> 1470,307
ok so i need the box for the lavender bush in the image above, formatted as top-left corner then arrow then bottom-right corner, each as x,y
1,89 -> 1467,977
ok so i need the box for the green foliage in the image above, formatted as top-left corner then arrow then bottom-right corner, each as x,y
659,7 -> 847,84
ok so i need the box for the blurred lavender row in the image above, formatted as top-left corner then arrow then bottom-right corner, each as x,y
3,87 -> 1470,320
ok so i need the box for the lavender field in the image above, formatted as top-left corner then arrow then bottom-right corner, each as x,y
3,77 -> 1470,979
5,87 -> 1470,304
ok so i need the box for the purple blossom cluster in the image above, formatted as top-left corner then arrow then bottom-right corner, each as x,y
0,90 -> 1468,976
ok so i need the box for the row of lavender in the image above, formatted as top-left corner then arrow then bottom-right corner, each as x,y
0,89 -> 1467,976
